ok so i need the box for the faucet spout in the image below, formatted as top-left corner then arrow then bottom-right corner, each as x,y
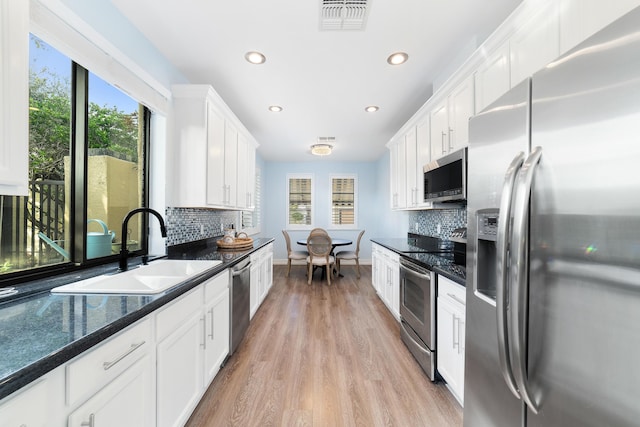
119,208 -> 167,271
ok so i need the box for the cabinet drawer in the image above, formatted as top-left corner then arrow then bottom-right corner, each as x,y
66,317 -> 151,405
204,270 -> 229,303
156,287 -> 202,341
438,275 -> 466,306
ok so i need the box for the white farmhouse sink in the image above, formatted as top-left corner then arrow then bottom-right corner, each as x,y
51,260 -> 221,294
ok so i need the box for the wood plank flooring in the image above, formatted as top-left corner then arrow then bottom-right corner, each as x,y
185,264 -> 463,427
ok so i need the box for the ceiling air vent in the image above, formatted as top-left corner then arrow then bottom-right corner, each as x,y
320,0 -> 370,31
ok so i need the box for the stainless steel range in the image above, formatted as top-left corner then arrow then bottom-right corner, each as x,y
399,257 -> 437,380
398,233 -> 466,381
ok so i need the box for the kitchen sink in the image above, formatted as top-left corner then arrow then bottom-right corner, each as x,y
51,259 -> 221,294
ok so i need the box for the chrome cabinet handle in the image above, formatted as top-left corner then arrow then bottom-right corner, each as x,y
103,341 -> 145,370
441,132 -> 447,154
81,413 -> 95,427
510,146 -> 543,414
496,151 -> 525,398
201,316 -> 207,349
208,308 -> 214,340
448,127 -> 454,150
452,313 -> 458,349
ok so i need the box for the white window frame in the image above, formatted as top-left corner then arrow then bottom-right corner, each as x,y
286,173 -> 314,230
329,174 -> 358,230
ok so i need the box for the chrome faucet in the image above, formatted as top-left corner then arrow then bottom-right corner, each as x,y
119,208 -> 167,271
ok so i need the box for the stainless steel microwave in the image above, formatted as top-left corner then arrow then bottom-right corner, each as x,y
423,147 -> 467,203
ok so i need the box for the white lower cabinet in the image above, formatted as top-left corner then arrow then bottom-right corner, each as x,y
156,270 -> 230,427
437,275 -> 466,405
0,371 -> 64,427
203,272 -> 230,386
68,355 -> 154,427
250,243 -> 274,319
2,266 -> 236,427
156,288 -> 204,427
371,243 -> 400,320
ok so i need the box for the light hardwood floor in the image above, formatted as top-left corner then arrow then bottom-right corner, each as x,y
186,264 -> 463,427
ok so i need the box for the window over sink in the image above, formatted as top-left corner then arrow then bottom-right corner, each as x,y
0,35 -> 150,282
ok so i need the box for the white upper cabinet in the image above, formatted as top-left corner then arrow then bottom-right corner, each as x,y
510,2 -> 560,87
389,136 -> 407,209
474,42 -> 511,113
0,0 -> 29,196
171,84 -> 257,209
430,75 -> 474,161
560,0 -> 640,54
206,102 -> 226,206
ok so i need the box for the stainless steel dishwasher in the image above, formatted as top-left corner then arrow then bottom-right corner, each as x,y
229,257 -> 251,355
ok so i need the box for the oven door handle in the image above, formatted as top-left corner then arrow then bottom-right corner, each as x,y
400,263 -> 430,280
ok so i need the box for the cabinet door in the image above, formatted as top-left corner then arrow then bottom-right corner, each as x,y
0,0 -> 29,196
415,118 -> 430,208
449,76 -> 474,151
437,296 -> 459,393
68,355 -> 154,427
236,133 -> 249,208
246,142 -> 256,209
157,310 -> 203,427
430,100 -> 449,160
204,288 -> 230,386
250,261 -> 260,319
474,42 -> 511,113
206,103 -> 226,206
389,257 -> 400,319
395,139 -> 407,209
224,122 -> 238,207
560,0 -> 640,54
404,127 -> 418,207
264,246 -> 273,291
0,378 -> 49,427
510,3 -> 560,87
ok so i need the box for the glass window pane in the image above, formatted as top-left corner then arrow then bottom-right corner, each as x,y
0,35 -> 72,275
87,72 -> 144,259
288,177 -> 312,226
331,177 -> 355,226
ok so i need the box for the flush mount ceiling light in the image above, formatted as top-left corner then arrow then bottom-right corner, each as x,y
268,105 -> 283,112
244,51 -> 266,64
311,143 -> 333,156
365,105 -> 379,112
387,52 -> 409,65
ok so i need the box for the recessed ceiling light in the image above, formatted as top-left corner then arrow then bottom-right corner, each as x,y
365,105 -> 379,113
387,52 -> 409,65
244,51 -> 266,64
268,105 -> 283,112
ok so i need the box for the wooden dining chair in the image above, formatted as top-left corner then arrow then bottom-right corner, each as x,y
306,233 -> 335,285
336,230 -> 365,278
282,230 -> 309,277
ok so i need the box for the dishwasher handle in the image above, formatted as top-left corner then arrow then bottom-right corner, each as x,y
231,260 -> 251,276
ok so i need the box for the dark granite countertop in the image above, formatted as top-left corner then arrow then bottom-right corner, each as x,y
370,238 -> 466,286
0,236 -> 274,401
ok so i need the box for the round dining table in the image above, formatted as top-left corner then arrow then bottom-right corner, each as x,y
296,237 -> 352,254
296,237 -> 352,277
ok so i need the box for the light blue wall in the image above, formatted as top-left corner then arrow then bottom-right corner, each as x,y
263,155 -> 408,263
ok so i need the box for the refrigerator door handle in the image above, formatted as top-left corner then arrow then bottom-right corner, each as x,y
510,146 -> 543,414
496,151 -> 525,398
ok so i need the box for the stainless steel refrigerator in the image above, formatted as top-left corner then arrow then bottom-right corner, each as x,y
464,7 -> 640,427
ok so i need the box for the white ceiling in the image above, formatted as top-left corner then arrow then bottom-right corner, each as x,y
112,0 -> 523,162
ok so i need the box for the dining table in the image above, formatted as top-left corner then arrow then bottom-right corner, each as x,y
296,236 -> 352,277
